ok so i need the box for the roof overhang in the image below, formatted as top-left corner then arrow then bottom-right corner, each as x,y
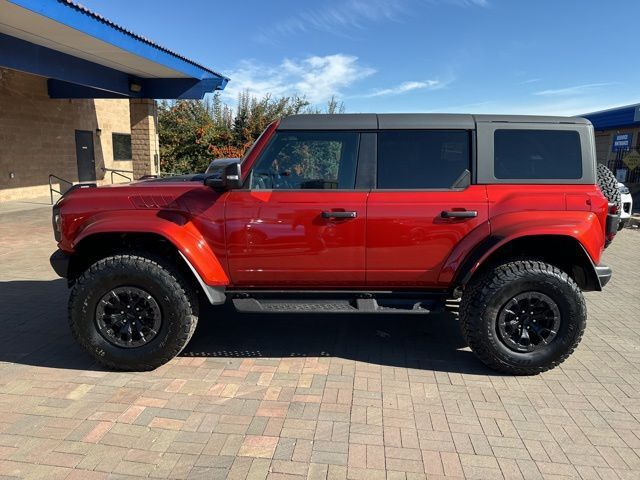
0,0 -> 229,99
583,103 -> 640,131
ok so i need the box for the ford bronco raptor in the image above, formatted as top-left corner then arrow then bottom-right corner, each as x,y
50,114 -> 620,375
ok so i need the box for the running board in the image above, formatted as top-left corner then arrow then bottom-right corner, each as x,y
230,293 -> 445,314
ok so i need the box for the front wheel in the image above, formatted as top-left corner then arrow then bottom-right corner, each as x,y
69,254 -> 198,371
460,260 -> 586,375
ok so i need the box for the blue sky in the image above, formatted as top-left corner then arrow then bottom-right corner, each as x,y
81,0 -> 639,115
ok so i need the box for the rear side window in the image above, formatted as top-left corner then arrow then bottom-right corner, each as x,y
377,130 -> 470,189
494,129 -> 582,179
250,131 -> 359,190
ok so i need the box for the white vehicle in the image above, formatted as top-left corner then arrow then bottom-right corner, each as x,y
618,182 -> 633,230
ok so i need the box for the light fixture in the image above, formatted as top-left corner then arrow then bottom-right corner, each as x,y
95,128 -> 102,136
129,82 -> 142,93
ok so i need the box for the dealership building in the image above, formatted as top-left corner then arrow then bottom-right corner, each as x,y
0,0 -> 227,202
583,104 -> 640,208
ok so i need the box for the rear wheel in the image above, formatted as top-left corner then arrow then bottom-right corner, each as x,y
460,259 -> 586,375
69,254 -> 198,371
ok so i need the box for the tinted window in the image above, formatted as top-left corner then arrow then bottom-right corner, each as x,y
250,131 -> 359,190
494,129 -> 582,179
112,133 -> 131,161
377,130 -> 470,189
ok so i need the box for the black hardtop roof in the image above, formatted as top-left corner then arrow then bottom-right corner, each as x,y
278,113 -> 591,131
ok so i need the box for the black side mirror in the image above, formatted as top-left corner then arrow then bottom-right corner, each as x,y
204,162 -> 242,191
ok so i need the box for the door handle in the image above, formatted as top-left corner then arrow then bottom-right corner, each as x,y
322,211 -> 358,219
441,210 -> 478,218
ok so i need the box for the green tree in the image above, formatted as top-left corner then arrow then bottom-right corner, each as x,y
158,91 -> 343,174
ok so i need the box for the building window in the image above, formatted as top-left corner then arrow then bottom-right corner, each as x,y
112,133 -> 132,161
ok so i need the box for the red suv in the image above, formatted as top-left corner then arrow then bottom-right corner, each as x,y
50,114 -> 620,374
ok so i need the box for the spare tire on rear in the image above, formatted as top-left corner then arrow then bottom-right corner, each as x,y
596,163 -> 621,210
596,163 -> 621,248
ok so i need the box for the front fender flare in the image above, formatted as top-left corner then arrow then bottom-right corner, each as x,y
73,211 -> 229,287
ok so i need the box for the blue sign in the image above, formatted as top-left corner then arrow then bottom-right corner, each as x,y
612,133 -> 632,152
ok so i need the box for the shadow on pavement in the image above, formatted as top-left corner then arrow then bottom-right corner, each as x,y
0,279 -> 500,376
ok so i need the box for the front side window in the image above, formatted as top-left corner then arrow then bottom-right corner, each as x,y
377,130 -> 470,189
494,129 -> 582,179
250,131 -> 359,190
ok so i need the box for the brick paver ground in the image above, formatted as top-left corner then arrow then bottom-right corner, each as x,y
1,205 -> 639,480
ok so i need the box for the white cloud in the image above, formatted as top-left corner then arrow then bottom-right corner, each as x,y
443,0 -> 489,6
255,0 -> 404,42
534,83 -> 617,97
520,78 -> 542,85
256,0 -> 488,42
222,54 -> 375,105
363,80 -> 443,97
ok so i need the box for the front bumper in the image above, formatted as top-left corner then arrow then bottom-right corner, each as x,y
50,249 -> 70,278
595,264 -> 612,288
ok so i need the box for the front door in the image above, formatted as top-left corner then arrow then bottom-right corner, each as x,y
225,130 -> 367,287
366,129 -> 489,288
75,130 -> 96,182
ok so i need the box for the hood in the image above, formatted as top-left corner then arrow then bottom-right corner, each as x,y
136,173 -> 209,184
57,176 -> 220,215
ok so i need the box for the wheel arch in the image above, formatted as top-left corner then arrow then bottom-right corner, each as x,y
69,230 -> 227,304
454,234 -> 602,292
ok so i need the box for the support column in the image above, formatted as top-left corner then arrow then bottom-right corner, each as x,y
129,98 -> 159,178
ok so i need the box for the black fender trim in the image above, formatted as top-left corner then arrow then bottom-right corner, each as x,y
453,235 -> 503,288
50,249 -> 70,278
594,264 -> 612,288
453,235 -> 605,292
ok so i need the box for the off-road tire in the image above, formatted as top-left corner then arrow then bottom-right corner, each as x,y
460,260 -> 586,375
596,163 -> 621,210
69,254 -> 198,371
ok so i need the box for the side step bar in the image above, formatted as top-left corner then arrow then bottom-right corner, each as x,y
230,292 -> 445,314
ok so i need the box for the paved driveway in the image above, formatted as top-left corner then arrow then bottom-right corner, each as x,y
0,206 -> 639,480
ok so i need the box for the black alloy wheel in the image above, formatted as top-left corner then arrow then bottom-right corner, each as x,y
95,286 -> 162,348
497,292 -> 561,353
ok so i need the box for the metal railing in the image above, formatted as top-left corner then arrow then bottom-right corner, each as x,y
48,174 -> 73,205
606,147 -> 640,184
102,167 -> 133,183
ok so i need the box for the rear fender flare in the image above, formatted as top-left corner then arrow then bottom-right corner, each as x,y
441,211 -> 604,289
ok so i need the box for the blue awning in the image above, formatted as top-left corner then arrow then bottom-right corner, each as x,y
0,0 -> 229,99
583,103 -> 640,131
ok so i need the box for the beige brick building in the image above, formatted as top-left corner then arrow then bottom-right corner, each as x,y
0,0 -> 228,203
0,69 -> 159,202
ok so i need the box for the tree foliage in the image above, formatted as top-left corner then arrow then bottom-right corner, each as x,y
158,91 -> 345,174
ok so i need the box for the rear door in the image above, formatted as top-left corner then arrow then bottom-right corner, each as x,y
225,130 -> 368,287
366,129 -> 489,288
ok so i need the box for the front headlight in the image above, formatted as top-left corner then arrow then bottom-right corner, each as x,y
52,206 -> 62,242
619,185 -> 630,195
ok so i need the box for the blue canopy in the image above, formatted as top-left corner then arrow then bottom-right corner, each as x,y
0,0 -> 229,99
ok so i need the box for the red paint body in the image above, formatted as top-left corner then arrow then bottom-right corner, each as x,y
55,123 -> 610,291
